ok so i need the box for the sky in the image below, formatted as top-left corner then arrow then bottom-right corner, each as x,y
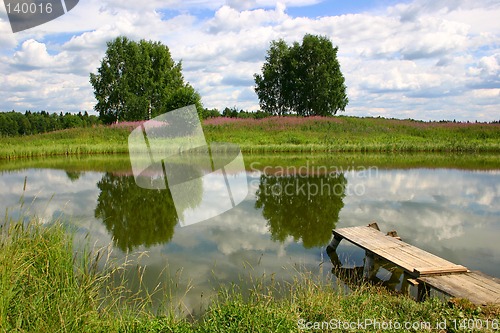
0,0 -> 499,121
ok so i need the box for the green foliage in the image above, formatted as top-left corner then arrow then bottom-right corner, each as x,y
220,107 -> 271,119
255,35 -> 348,116
90,36 -> 203,124
165,86 -> 203,117
94,172 -> 201,251
95,173 -> 178,251
0,110 -> 100,137
254,39 -> 290,116
255,173 -> 346,248
199,289 -> 297,333
203,108 -> 221,119
222,106 -> 239,118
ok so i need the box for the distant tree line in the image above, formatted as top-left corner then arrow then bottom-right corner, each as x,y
202,107 -> 272,119
0,111 -> 100,137
221,107 -> 270,119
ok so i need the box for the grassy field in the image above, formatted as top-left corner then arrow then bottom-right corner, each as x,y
1,219 -> 499,332
203,116 -> 500,153
0,116 -> 499,159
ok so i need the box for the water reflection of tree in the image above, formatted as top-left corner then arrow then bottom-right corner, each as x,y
255,173 -> 346,248
66,171 -> 83,182
95,173 -> 198,251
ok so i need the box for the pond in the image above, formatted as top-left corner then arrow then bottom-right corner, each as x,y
0,154 -> 499,315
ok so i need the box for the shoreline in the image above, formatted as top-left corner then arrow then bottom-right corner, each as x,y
1,151 -> 500,172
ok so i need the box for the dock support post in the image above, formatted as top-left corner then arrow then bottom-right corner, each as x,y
402,274 -> 419,300
416,282 -> 431,302
327,235 -> 343,252
363,252 -> 375,279
328,250 -> 341,268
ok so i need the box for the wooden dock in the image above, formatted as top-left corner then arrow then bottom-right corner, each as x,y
328,223 -> 500,305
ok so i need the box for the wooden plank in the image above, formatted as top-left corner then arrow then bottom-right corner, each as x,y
333,227 -> 406,251
414,266 -> 468,276
419,273 -> 500,305
422,274 -> 498,301
407,278 -> 419,286
472,270 -> 500,284
335,227 -> 414,253
374,247 -> 430,274
389,245 -> 463,270
337,226 -> 396,243
461,271 -> 500,294
374,248 -> 465,277
331,225 -> 499,305
333,226 -> 467,277
396,244 -> 458,268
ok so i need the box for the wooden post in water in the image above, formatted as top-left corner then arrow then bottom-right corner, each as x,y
363,252 -> 375,279
416,282 -> 431,302
403,277 -> 420,301
327,235 -> 343,252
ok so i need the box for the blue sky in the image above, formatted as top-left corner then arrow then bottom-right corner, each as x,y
0,0 -> 499,121
287,0 -> 409,17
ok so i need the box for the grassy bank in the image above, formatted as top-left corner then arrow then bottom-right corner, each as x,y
0,126 -> 130,160
1,152 -> 499,174
0,116 -> 499,159
1,220 -> 498,332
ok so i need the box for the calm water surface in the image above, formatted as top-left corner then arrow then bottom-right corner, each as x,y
0,157 -> 499,313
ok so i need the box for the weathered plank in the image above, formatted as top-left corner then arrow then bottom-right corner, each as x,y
332,226 -> 466,277
414,266 -> 468,276
418,272 -> 500,305
331,224 -> 500,305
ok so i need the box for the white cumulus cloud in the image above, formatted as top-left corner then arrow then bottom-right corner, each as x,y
0,0 -> 498,120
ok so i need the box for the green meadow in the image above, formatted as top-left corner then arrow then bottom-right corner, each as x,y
203,116 -> 500,153
0,116 -> 499,160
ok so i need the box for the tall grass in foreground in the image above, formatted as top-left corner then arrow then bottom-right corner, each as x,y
1,219 -> 498,332
0,218 -> 180,333
0,220 -> 105,332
